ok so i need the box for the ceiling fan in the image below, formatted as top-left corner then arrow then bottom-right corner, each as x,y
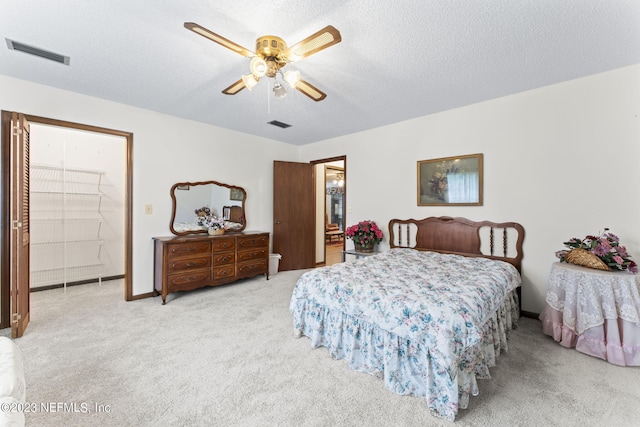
184,22 -> 341,101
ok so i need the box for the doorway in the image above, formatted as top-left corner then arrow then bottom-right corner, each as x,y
321,162 -> 345,266
1,112 -> 133,335
311,157 -> 345,267
29,123 -> 126,292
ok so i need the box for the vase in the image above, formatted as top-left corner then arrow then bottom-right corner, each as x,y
208,228 -> 224,236
354,243 -> 374,253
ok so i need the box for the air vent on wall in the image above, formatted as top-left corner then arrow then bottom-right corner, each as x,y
268,120 -> 292,129
5,38 -> 70,65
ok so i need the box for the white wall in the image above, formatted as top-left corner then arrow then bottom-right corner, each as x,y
299,64 -> 640,314
2,64 -> 639,314
1,75 -> 299,298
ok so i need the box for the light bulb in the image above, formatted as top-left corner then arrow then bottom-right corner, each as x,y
284,70 -> 300,88
241,74 -> 259,90
249,57 -> 267,77
273,82 -> 287,98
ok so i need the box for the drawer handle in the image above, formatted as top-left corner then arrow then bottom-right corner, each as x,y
221,257 -> 228,262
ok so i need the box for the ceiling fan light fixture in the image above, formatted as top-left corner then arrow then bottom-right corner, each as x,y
273,82 -> 287,98
284,70 -> 300,88
249,56 -> 267,77
185,22 -> 341,102
241,73 -> 259,90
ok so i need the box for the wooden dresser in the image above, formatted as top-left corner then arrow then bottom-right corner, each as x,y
153,231 -> 269,304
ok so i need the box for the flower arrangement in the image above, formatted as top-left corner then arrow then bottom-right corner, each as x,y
195,206 -> 211,225
428,162 -> 461,201
201,215 -> 225,230
556,228 -> 637,273
195,206 -> 225,230
346,220 -> 383,250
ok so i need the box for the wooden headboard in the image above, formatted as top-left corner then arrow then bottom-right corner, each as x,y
388,216 -> 525,272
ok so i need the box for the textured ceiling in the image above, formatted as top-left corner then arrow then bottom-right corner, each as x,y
2,1 -> 639,146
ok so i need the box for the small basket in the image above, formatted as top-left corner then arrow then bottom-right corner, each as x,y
565,248 -> 610,271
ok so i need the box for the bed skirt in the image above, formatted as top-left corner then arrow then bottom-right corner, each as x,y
291,290 -> 519,421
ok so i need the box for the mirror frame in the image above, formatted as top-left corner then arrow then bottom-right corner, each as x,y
169,180 -> 247,235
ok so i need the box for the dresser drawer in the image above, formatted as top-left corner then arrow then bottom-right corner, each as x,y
167,270 -> 211,292
213,252 -> 235,266
167,241 -> 211,258
237,259 -> 267,277
213,238 -> 236,252
213,265 -> 236,280
237,235 -> 268,250
168,256 -> 210,273
237,248 -> 267,262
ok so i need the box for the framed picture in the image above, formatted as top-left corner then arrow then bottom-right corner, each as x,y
417,153 -> 483,206
176,184 -> 190,191
229,187 -> 244,201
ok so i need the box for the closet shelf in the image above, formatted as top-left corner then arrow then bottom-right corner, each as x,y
30,264 -> 104,286
31,163 -> 106,175
31,239 -> 106,247
31,218 -> 104,224
31,190 -> 103,196
30,163 -> 108,289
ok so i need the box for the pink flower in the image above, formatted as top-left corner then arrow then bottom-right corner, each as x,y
346,220 -> 384,245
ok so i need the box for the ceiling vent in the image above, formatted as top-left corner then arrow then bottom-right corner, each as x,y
5,39 -> 70,65
268,120 -> 292,129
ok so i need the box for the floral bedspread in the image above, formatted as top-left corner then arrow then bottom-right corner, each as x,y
289,248 -> 521,421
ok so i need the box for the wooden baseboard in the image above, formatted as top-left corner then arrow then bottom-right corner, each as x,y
521,310 -> 540,319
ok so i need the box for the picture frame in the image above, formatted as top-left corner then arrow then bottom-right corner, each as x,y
229,187 -> 244,201
417,153 -> 483,206
176,184 -> 190,191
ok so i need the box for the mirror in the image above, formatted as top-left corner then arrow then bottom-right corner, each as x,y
170,180 -> 246,235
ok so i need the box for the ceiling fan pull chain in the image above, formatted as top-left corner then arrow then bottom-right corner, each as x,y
267,79 -> 271,114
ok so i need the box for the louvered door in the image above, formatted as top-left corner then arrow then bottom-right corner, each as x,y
9,112 -> 31,337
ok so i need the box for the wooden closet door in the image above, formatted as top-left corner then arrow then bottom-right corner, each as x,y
9,112 -> 31,338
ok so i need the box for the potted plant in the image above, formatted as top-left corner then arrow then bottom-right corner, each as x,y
202,215 -> 226,235
346,220 -> 383,252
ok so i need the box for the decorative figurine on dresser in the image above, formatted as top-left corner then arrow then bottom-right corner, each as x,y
153,180 -> 269,304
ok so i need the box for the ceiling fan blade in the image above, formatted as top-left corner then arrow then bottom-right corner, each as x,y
284,25 -> 342,62
222,78 -> 246,95
294,79 -> 327,102
184,22 -> 254,58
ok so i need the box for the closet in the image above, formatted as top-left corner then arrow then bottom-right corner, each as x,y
29,124 -> 125,291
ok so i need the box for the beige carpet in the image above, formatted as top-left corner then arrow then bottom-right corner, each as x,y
5,271 -> 640,426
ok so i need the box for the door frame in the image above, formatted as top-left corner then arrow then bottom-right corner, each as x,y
311,156 -> 346,265
1,112 -> 134,329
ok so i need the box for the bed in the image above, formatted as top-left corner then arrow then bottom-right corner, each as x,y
289,216 -> 525,421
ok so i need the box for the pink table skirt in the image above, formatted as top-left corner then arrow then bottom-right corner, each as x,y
540,305 -> 640,366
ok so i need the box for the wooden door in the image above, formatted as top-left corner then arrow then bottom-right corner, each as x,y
273,161 -> 315,271
9,112 -> 30,338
